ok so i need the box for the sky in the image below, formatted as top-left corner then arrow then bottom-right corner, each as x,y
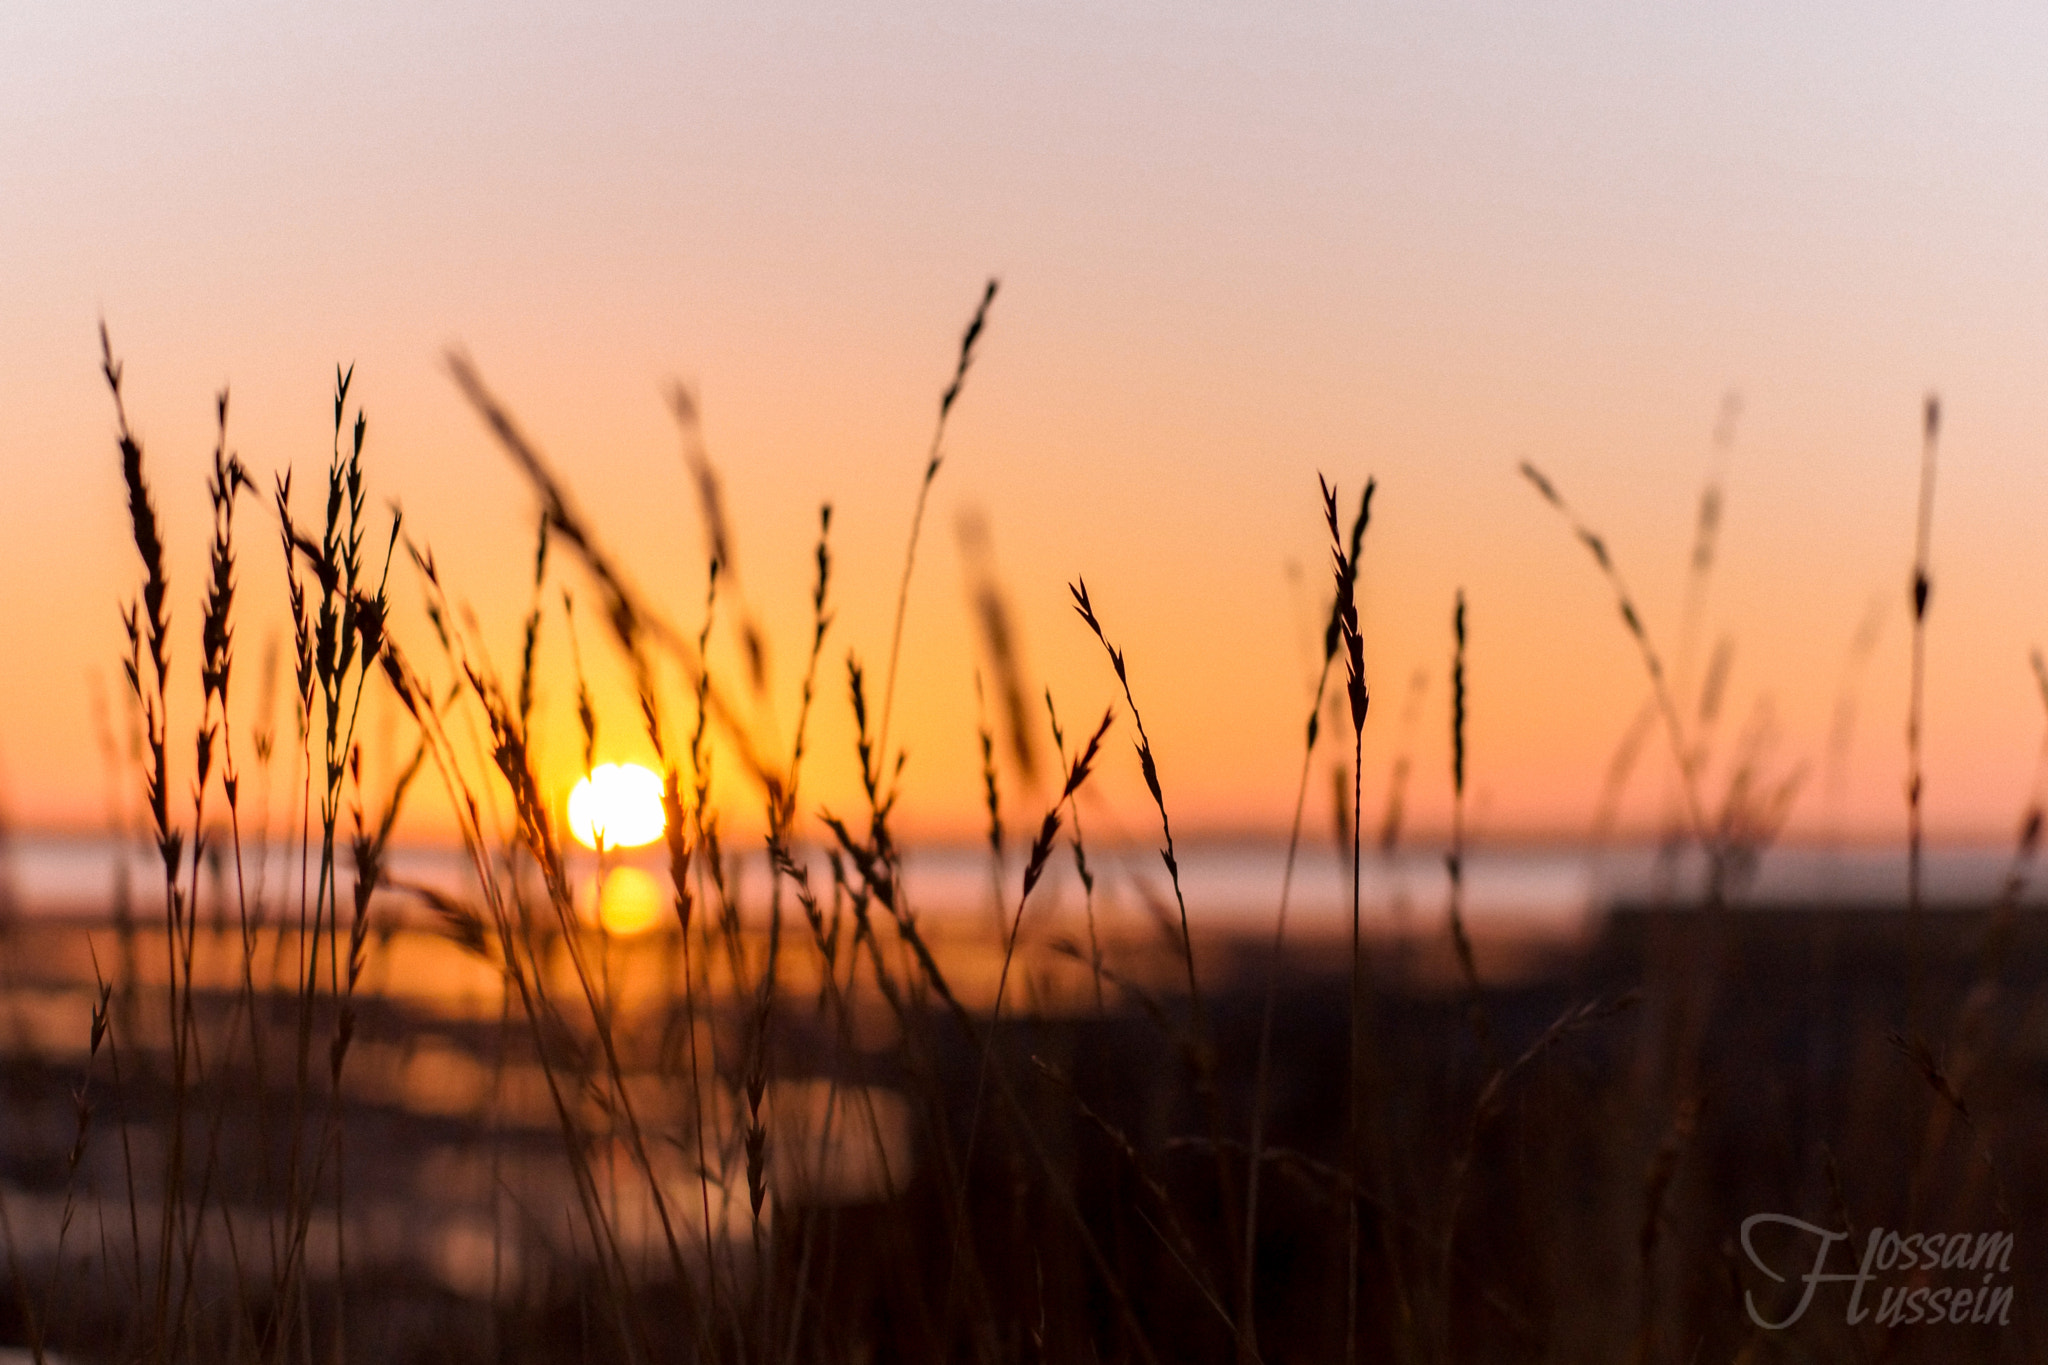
7,3 -> 2048,847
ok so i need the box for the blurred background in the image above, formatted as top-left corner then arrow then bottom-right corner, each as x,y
8,2 -> 2048,851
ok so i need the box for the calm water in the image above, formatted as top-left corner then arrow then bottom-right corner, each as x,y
0,833 -> 2028,937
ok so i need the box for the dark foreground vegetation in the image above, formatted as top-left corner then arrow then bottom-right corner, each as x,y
0,903 -> 2039,1363
24,298 -> 2032,1362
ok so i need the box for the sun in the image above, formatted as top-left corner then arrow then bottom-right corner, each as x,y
566,763 -> 667,851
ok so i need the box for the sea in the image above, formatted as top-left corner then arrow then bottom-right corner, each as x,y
0,832 -> 2029,942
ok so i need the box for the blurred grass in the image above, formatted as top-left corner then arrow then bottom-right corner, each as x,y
2,312 -> 2037,1363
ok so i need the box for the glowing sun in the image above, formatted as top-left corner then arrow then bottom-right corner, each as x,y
566,763 -> 667,851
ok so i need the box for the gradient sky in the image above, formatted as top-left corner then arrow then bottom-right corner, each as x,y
8,3 -> 2048,845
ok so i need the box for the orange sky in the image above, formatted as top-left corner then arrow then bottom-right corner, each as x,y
9,5 -> 2048,847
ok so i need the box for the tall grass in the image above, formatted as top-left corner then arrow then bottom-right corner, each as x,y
5,315 -> 2040,1365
